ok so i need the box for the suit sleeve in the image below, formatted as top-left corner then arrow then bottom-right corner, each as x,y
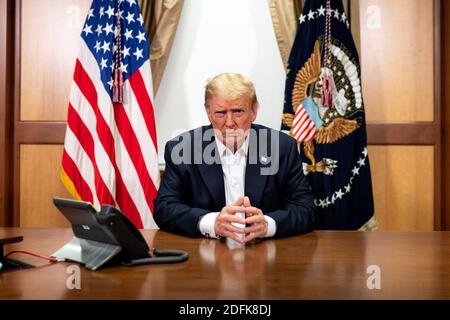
265,140 -> 317,238
154,141 -> 210,237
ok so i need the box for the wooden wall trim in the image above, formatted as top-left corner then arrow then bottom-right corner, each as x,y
0,0 -> 9,226
13,0 -> 21,227
442,0 -> 450,231
15,122 -> 67,144
10,122 -> 441,145
433,0 -> 443,230
366,122 -> 438,145
0,0 -> 14,227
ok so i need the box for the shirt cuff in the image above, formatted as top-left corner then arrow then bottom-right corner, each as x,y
199,212 -> 220,239
263,215 -> 276,238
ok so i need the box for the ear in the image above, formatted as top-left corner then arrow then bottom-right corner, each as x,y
251,108 -> 257,122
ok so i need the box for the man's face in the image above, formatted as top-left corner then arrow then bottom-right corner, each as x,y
206,94 -> 257,151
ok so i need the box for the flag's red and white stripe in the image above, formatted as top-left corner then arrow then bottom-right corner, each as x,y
61,40 -> 160,229
291,103 -> 317,142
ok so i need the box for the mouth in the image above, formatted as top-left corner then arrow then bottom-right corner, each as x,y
223,129 -> 245,137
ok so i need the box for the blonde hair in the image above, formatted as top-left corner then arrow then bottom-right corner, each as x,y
204,73 -> 259,111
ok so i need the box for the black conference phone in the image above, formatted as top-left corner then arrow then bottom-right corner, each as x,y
51,197 -> 188,270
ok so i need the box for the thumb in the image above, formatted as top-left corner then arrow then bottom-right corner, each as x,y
233,196 -> 245,206
243,196 -> 251,207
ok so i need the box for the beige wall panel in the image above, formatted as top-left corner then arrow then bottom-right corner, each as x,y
369,145 -> 434,231
20,0 -> 91,121
359,0 -> 433,122
20,144 -> 71,227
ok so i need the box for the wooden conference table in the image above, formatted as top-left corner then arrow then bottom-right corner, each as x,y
0,228 -> 450,300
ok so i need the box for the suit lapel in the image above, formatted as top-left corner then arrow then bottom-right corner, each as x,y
196,125 -> 226,209
245,125 -> 269,207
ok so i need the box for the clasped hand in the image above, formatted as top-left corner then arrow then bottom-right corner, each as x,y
214,196 -> 268,243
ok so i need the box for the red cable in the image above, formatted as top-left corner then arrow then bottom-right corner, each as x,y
4,250 -> 65,263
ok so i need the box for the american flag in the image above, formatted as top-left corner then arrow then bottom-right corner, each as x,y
291,102 -> 317,142
61,0 -> 160,229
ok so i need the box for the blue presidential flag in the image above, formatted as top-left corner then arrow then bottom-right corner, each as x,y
282,0 -> 376,230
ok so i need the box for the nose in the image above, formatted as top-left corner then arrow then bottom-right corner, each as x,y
225,112 -> 235,128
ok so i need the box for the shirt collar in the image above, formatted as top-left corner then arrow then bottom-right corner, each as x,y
214,131 -> 249,158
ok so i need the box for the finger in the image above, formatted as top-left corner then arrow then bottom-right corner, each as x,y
216,215 -> 247,241
219,213 -> 246,225
244,206 -> 263,217
245,206 -> 262,214
243,196 -> 251,207
244,223 -> 264,234
245,219 -> 267,234
233,196 -> 245,206
243,232 -> 260,243
223,230 -> 245,243
222,205 -> 246,215
223,222 -> 246,235
245,215 -> 265,225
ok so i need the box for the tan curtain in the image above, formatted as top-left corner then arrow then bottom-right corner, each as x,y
267,0 -> 304,69
268,0 -> 356,70
138,0 -> 184,94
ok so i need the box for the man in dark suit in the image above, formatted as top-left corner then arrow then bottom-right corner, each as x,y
154,73 -> 316,243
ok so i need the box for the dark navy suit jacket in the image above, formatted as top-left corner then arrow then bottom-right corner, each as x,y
154,124 -> 316,238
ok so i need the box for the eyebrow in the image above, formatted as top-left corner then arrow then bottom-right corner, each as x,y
214,106 -> 244,112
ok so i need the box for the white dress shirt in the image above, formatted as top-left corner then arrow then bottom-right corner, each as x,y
198,134 -> 276,239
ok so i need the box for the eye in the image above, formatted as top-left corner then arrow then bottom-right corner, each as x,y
215,111 -> 225,117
